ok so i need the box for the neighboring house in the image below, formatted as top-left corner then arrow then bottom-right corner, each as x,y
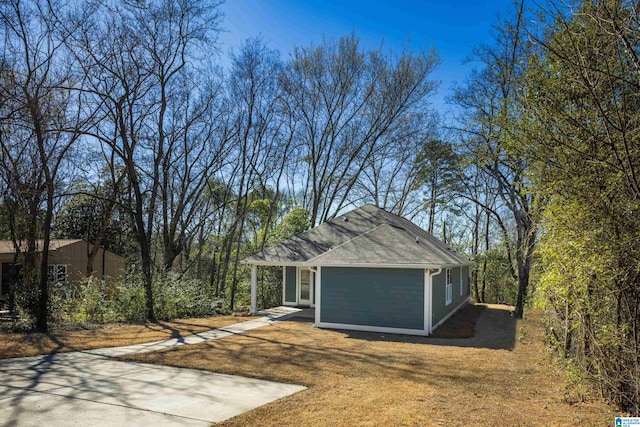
0,239 -> 126,299
242,204 -> 473,336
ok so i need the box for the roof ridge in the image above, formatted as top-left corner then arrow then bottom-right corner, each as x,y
378,209 -> 469,262
306,223 -> 387,263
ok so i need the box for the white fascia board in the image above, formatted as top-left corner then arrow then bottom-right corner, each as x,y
243,261 -> 474,268
241,261 -> 311,267
316,322 -> 429,337
312,262 -> 474,269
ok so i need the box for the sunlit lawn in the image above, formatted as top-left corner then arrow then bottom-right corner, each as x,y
121,305 -> 614,426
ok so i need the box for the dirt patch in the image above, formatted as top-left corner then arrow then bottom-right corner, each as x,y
431,303 -> 486,338
120,304 -> 614,426
0,315 -> 251,359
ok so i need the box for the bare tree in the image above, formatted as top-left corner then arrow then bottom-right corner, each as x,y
0,0 -> 87,331
354,113 -> 435,218
282,34 -> 440,226
215,38 -> 289,310
70,0 -> 223,320
454,0 -> 538,318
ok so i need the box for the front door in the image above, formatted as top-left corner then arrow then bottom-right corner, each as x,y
298,268 -> 313,306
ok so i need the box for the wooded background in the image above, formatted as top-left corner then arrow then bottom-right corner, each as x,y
0,0 -> 638,413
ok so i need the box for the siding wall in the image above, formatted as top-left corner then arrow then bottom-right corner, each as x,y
53,241 -> 125,285
431,266 -> 468,327
284,266 -> 297,303
320,267 -> 424,330
0,242 -> 125,291
461,266 -> 470,297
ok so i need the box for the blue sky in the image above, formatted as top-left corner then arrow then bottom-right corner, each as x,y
217,0 -> 516,113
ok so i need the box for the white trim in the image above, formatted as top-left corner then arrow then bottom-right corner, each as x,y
308,267 -> 317,308
423,269 -> 429,335
314,266 -> 321,325
459,267 -> 464,296
316,321 -> 428,336
445,268 -> 452,306
243,261 -> 474,268
426,268 -> 442,335
282,266 -> 286,305
431,297 -> 471,332
250,264 -> 257,314
314,262 -> 475,269
241,261 -> 314,266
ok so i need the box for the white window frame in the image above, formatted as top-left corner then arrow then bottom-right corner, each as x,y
445,268 -> 452,305
48,264 -> 67,284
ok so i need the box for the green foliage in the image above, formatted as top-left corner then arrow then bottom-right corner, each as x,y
13,277 -> 40,325
416,139 -> 464,234
272,207 -> 310,242
52,184 -> 136,257
50,277 -> 115,324
151,271 -> 220,320
523,0 -> 640,412
476,246 -> 518,304
48,267 -> 221,325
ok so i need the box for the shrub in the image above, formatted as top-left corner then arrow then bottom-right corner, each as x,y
152,271 -> 218,320
47,266 -> 220,326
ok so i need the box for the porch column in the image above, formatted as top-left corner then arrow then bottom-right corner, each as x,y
250,264 -> 257,314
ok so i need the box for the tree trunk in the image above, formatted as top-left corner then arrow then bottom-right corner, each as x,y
513,223 -> 536,319
139,237 -> 156,321
480,208 -> 490,303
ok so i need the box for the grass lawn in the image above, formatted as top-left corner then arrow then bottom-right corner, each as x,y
120,304 -> 614,426
0,314 -> 251,359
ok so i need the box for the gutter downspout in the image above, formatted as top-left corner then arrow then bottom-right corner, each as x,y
426,268 -> 442,335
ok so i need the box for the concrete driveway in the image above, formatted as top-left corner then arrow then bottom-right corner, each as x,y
0,352 -> 305,426
0,308 -> 307,426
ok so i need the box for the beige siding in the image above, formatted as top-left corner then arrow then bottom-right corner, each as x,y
53,241 -> 125,285
0,240 -> 125,295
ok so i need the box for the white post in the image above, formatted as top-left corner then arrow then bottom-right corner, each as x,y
250,264 -> 257,315
315,266 -> 321,325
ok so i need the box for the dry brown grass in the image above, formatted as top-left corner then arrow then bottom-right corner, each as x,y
120,304 -> 614,426
0,315 -> 251,359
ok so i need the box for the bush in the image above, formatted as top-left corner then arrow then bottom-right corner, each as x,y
152,271 -> 218,320
48,266 -> 220,326
50,277 -> 117,324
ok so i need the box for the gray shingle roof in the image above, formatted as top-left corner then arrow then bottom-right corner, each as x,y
243,204 -> 472,267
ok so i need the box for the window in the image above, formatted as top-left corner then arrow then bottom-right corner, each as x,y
460,270 -> 464,296
299,269 -> 310,301
48,264 -> 67,284
445,269 -> 452,305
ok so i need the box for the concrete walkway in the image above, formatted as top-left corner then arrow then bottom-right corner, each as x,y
88,306 -> 303,358
0,307 -> 305,426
